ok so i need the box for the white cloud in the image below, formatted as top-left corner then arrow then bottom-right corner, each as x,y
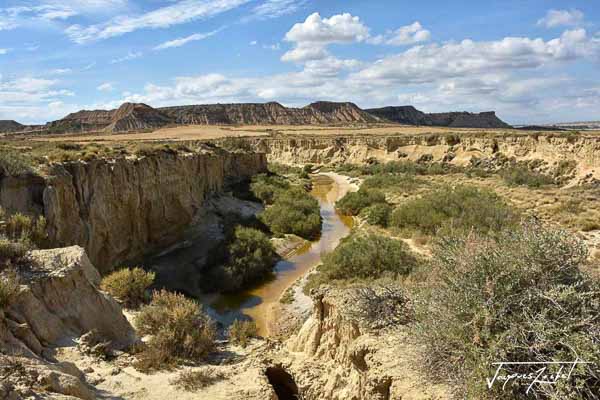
110,51 -> 142,64
370,21 -> 431,46
66,0 -> 249,44
154,29 -> 221,50
0,4 -> 77,31
263,43 -> 281,51
97,82 -> 114,92
354,29 -> 598,84
48,68 -> 72,75
0,48 -> 9,55
285,12 -> 370,45
538,9 -> 584,28
251,0 -> 308,20
250,40 -> 258,45
282,12 -> 370,63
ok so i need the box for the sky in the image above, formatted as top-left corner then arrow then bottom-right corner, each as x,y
0,0 -> 599,125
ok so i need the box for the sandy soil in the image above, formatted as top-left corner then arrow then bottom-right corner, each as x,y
27,123 -> 545,143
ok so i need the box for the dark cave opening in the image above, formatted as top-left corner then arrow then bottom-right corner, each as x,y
265,366 -> 300,400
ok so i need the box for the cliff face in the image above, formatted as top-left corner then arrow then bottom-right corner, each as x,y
245,134 -> 600,184
283,288 -> 450,399
366,106 -> 511,128
0,150 -> 267,273
41,101 -> 381,134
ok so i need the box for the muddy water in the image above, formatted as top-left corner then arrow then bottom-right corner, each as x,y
205,174 -> 354,335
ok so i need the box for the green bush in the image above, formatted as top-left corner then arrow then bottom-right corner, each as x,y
336,160 -> 459,177
221,227 -> 278,291
134,290 -> 216,371
0,236 -> 30,265
250,173 -> 290,205
418,223 -> 600,399
360,203 -> 392,227
0,150 -> 34,176
305,233 -> 419,294
0,268 -> 20,310
501,166 -> 555,187
336,188 -> 386,216
100,267 -> 155,308
228,319 -> 258,347
361,173 -> 423,192
391,185 -> 517,235
260,187 -> 321,239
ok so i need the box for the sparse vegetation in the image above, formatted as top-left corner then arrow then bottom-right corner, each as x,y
0,268 -> 20,309
100,267 -> 155,308
501,165 -> 555,187
391,185 -> 518,235
260,186 -> 321,239
0,149 -> 35,176
228,319 -> 258,347
0,209 -> 48,267
171,368 -> 225,392
418,222 -> 600,399
336,188 -> 387,216
134,290 -> 216,371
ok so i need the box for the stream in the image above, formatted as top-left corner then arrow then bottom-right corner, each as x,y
204,173 -> 354,336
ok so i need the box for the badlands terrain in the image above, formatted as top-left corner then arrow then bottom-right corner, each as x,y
1,102 -> 600,399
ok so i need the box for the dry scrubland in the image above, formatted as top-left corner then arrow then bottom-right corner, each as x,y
2,125 -> 600,399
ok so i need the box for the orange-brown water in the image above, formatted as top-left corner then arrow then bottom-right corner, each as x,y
206,174 -> 353,336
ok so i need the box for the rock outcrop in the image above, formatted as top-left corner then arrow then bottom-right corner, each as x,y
0,148 -> 267,273
243,133 -> 600,184
282,288 -> 450,399
366,106 -> 511,128
0,246 -> 135,400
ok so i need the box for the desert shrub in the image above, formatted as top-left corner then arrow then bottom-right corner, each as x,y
267,163 -> 302,176
221,227 -> 278,292
172,368 -> 225,391
418,223 -> 600,399
0,150 -> 34,176
260,187 -> 321,239
0,268 -> 20,309
250,173 -> 290,205
390,185 -> 517,235
346,285 -> 413,329
361,173 -> 423,193
336,188 -> 386,216
228,320 -> 258,347
0,237 -> 30,267
134,290 -> 216,371
336,161 -> 460,177
359,203 -> 392,227
101,267 -> 155,308
556,160 -> 577,177
501,165 -> 555,187
4,213 -> 46,245
306,233 -> 419,294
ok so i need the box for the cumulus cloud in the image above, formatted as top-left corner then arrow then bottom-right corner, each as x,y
66,0 -> 249,44
110,51 -> 142,64
97,82 -> 114,92
538,9 -> 584,28
154,29 -> 221,50
370,21 -> 431,45
285,12 -> 370,45
354,29 -> 598,84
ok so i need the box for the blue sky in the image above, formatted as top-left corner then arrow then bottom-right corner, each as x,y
0,0 -> 599,125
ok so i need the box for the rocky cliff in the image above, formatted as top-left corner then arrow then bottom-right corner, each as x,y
0,246 -> 135,399
281,287 -> 450,399
0,149 -> 267,273
244,133 -> 600,184
366,106 -> 511,128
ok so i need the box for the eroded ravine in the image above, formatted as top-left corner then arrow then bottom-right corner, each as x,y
207,173 -> 354,336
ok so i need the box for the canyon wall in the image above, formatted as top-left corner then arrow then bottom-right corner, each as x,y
0,150 -> 267,273
245,133 -> 600,183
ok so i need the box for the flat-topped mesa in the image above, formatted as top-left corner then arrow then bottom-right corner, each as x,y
366,106 -> 512,128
